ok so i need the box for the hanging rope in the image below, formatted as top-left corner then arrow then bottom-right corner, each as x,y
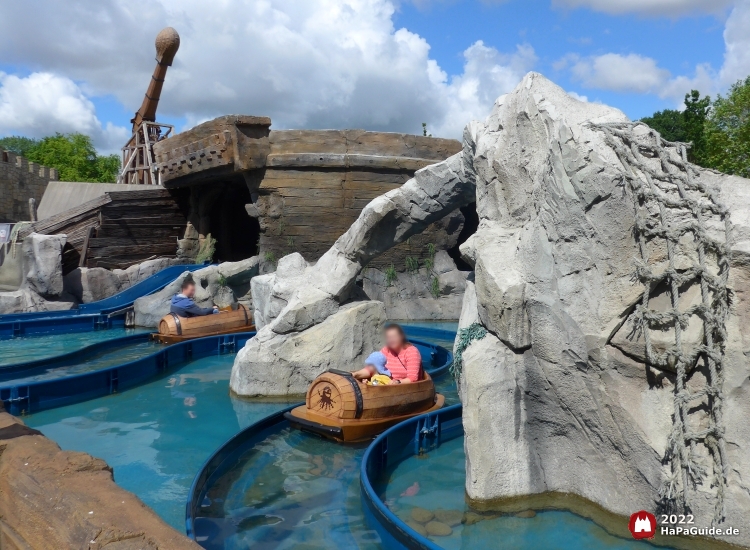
592,121 -> 731,525
451,323 -> 487,381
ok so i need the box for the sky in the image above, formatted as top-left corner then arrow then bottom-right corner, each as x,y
0,0 -> 748,154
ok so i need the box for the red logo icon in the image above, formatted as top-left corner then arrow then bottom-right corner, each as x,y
628,511 -> 657,539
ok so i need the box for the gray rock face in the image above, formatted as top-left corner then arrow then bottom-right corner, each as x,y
22,233 -> 65,298
133,257 -> 259,327
362,251 -> 468,320
64,258 -> 191,304
452,73 -> 750,546
0,233 -> 75,314
230,300 -> 385,396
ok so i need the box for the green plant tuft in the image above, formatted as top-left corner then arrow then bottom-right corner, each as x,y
287,236 -> 295,247
405,256 -> 419,274
264,251 -> 277,264
430,276 -> 441,299
384,264 -> 397,287
217,274 -> 228,287
195,234 -> 217,264
424,243 -> 436,271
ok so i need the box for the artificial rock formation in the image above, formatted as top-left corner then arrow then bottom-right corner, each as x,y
64,257 -> 191,304
0,233 -> 76,314
362,250 -> 468,320
232,253 -> 386,396
133,257 -> 259,327
453,74 -> 750,549
231,73 -> 750,546
0,407 -> 199,549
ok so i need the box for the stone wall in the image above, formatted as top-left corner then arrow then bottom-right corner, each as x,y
0,149 -> 58,223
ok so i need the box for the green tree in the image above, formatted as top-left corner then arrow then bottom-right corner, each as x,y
24,133 -> 120,182
0,135 -> 39,156
640,109 -> 687,143
683,90 -> 711,164
704,76 -> 750,178
640,90 -> 710,164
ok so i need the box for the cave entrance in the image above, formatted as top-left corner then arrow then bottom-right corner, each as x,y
208,183 -> 260,262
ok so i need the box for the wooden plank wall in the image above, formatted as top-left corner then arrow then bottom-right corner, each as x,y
257,168 -> 463,270
85,189 -> 186,269
20,188 -> 186,272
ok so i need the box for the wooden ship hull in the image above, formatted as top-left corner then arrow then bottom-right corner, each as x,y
152,304 -> 254,344
284,370 -> 444,443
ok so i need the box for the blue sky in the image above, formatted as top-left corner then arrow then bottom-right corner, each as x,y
394,0 -> 728,117
0,0 -> 746,152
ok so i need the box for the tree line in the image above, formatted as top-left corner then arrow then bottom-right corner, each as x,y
641,76 -> 750,178
0,133 -> 120,183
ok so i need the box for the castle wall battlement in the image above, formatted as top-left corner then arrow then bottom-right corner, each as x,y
0,149 -> 58,223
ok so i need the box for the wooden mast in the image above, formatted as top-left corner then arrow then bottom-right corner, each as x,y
118,27 -> 180,185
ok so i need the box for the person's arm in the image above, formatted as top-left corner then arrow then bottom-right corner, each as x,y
183,301 -> 216,316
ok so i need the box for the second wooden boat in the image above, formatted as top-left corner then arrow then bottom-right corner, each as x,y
152,304 -> 254,344
284,369 -> 444,443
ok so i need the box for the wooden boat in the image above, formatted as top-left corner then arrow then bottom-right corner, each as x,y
152,304 -> 254,344
284,369 -> 444,443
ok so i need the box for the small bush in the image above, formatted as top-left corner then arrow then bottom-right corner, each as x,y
195,234 -> 217,264
405,256 -> 419,274
430,276 -> 441,298
217,274 -> 228,287
384,264 -> 397,287
264,251 -> 277,264
424,243 -> 436,271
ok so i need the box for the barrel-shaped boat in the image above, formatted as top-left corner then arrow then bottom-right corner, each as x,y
153,304 -> 254,344
285,369 -> 444,442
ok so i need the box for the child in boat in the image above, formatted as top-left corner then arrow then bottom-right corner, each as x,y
170,278 -> 219,317
353,351 -> 392,385
353,324 -> 422,384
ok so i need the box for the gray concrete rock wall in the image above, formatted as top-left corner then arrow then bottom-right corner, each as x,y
231,300 -> 386,397
0,233 -> 75,314
63,258 -> 191,304
362,250 -> 467,320
453,73 -> 750,547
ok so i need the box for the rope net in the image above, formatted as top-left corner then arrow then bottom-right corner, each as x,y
593,121 -> 731,524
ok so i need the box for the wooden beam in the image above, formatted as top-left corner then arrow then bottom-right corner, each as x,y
78,226 -> 96,267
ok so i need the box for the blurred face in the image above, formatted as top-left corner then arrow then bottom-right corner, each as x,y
385,328 -> 405,352
183,283 -> 196,298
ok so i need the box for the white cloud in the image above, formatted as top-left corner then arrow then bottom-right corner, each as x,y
720,0 -> 750,85
567,91 -> 589,102
569,53 -> 670,94
0,0 -> 534,141
0,72 -> 128,151
434,41 -> 537,135
562,52 -> 718,105
553,0 -> 734,16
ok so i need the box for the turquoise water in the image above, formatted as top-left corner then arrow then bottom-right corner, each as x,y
193,347 -> 460,549
0,327 -> 151,366
25,353 -> 295,530
382,437 -> 663,550
3,339 -> 162,384
399,320 -> 459,333
199,428 -> 379,550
